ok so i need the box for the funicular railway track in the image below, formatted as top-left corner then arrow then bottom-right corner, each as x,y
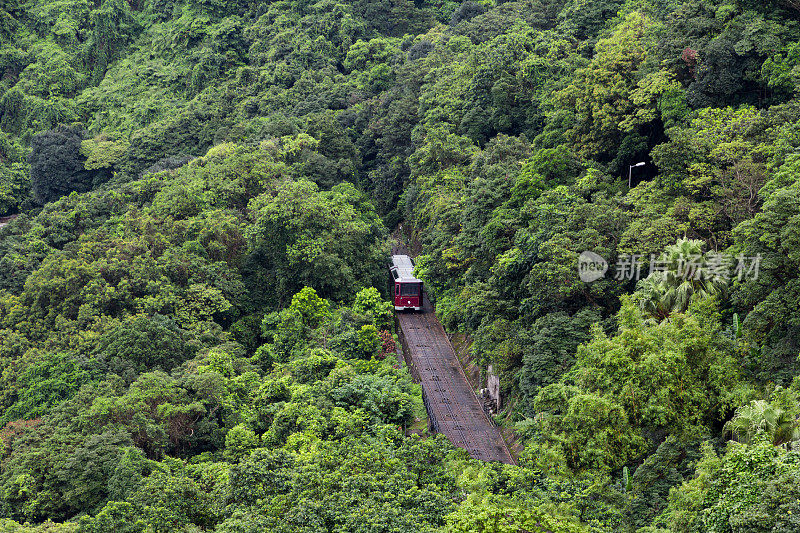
397,297 -> 513,464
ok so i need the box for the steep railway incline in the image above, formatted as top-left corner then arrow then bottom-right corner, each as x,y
397,297 -> 513,464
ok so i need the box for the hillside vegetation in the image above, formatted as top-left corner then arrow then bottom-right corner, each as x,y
2,0 -> 800,531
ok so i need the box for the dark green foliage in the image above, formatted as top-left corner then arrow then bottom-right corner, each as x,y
93,315 -> 196,380
247,179 -> 387,302
557,0 -> 624,40
407,39 -> 434,60
732,169 -> 800,383
0,131 -> 29,215
450,1 -> 487,26
28,126 -> 100,204
0,420 -> 138,522
140,154 -> 194,178
518,309 -> 600,414
0,352 -> 97,424
623,436 -> 701,530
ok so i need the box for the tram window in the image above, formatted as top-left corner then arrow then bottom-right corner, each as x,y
400,283 -> 420,296
395,285 -> 400,296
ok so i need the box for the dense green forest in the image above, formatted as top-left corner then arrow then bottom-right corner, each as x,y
1,0 -> 800,530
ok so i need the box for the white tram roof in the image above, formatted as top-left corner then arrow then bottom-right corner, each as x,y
391,255 -> 423,283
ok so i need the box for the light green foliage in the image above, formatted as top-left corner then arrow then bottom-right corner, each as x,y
656,436 -> 800,532
555,11 -> 657,163
79,137 -> 128,171
652,106 -> 769,229
0,162 -> 29,215
762,42 -> 800,95
79,501 -> 145,533
634,238 -> 727,321
445,495 -> 588,533
725,399 -> 796,445
0,351 -> 97,424
343,37 -> 401,92
357,324 -> 381,359
287,286 -> 330,330
353,286 -> 393,330
528,296 -> 748,474
223,424 -> 258,463
0,518 -> 80,532
724,386 -> 800,446
260,287 -> 332,362
247,177 -> 388,302
0,132 -> 29,214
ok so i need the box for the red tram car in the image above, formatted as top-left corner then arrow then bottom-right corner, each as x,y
390,255 -> 423,311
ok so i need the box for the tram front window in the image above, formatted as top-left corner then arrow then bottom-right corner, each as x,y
400,283 -> 420,296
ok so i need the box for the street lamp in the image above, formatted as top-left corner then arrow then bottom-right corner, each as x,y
628,162 -> 646,188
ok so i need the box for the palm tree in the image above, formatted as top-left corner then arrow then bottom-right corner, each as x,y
724,400 -> 800,447
636,272 -> 673,322
635,238 -> 726,321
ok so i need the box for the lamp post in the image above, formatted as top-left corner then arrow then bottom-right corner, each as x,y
628,162 -> 646,188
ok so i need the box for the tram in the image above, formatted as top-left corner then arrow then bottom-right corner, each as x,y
390,255 -> 424,311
